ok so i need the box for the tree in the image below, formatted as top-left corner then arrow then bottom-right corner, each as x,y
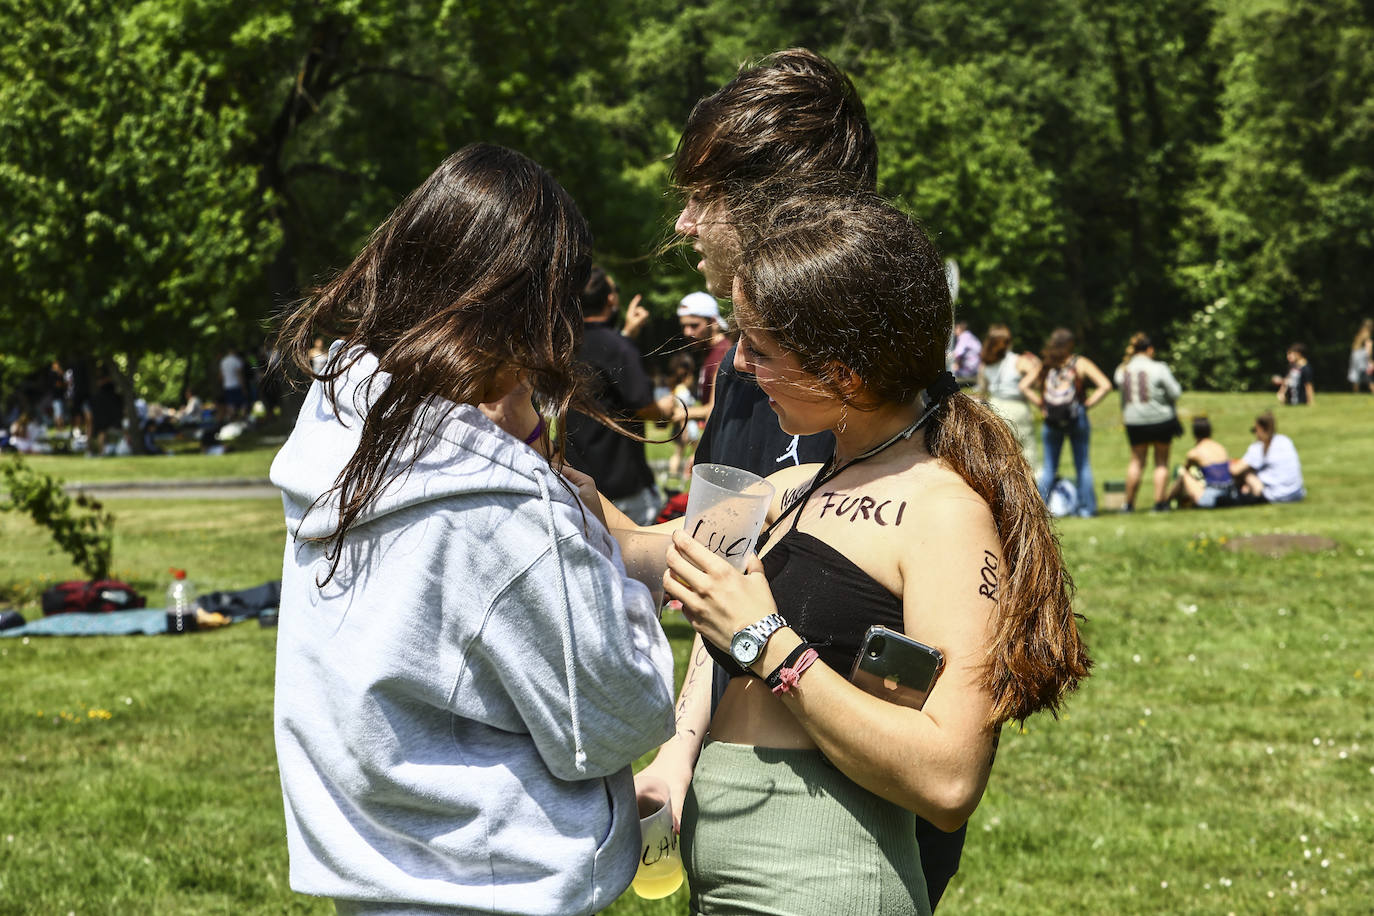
0,1 -> 279,448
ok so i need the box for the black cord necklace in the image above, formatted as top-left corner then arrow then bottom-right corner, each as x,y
763,372 -> 959,539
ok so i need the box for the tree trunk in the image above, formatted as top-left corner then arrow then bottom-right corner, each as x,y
107,354 -> 147,456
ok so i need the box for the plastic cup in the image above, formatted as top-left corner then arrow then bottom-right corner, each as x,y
682,464 -> 776,570
631,781 -> 684,900
611,528 -> 673,612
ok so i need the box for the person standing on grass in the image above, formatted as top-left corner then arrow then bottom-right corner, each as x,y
654,47 -> 971,910
618,192 -> 1089,916
1114,333 -> 1183,513
1348,319 -> 1372,393
1274,342 -> 1315,406
1020,328 -> 1113,518
676,291 -> 732,429
270,144 -> 674,916
563,266 -> 684,525
977,323 -> 1040,469
948,319 -> 981,387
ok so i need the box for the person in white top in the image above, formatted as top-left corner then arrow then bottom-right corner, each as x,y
976,323 -> 1040,468
1230,410 -> 1305,503
219,348 -> 247,419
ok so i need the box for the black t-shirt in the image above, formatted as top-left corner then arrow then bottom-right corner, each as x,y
694,344 -> 835,477
1284,363 -> 1313,404
563,322 -> 656,499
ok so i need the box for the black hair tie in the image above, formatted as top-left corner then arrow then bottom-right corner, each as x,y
925,370 -> 960,404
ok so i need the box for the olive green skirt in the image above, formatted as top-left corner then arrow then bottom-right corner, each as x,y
681,739 -> 931,916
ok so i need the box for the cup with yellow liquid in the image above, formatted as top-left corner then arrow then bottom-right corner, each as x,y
631,778 -> 684,899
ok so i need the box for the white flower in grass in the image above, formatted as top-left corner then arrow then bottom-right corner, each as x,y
1299,835 -> 1308,843
1312,738 -> 1321,746
1219,877 -> 1232,887
1304,849 -> 1311,859
1132,654 -> 1142,663
1160,881 -> 1168,889
1266,746 -> 1274,754
1188,654 -> 1196,662
1321,859 -> 1330,868
1198,822 -> 1208,831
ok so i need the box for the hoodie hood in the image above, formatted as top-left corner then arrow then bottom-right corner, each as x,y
271,347 -> 552,542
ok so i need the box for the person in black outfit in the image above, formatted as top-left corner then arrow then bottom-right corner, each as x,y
649,48 -> 974,910
563,267 -> 682,525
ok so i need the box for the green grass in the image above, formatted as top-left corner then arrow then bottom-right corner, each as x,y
2,392 -> 1371,913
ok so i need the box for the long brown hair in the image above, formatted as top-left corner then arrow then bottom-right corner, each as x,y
276,143 -> 597,582
982,323 -> 1013,366
735,193 -> 1090,724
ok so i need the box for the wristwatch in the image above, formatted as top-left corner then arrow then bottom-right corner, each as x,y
730,614 -> 788,667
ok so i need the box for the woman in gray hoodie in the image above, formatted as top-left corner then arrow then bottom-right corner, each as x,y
270,144 -> 675,915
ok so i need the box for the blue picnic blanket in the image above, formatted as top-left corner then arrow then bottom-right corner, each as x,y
0,581 -> 280,637
1,608 -> 174,637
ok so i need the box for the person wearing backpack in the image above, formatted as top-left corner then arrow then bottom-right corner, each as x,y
1020,328 -> 1113,517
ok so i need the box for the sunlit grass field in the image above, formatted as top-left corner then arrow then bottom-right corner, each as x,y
2,392 -> 1370,913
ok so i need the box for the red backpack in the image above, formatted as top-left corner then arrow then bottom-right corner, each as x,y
41,580 -> 146,615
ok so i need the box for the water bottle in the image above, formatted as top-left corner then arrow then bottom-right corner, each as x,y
166,568 -> 198,634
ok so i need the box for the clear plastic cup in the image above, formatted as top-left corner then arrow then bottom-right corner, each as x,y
611,528 -> 673,613
682,464 -> 776,570
631,780 -> 684,900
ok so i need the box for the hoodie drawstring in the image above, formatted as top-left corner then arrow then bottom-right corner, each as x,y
534,467 -> 588,773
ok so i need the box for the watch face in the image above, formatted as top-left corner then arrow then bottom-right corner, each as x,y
732,633 -> 761,665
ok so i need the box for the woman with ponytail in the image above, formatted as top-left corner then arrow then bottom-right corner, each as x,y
269,144 -> 675,914
619,191 -> 1090,915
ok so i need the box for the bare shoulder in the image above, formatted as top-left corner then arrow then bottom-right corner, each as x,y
896,468 -> 1004,647
899,468 -> 1000,565
766,463 -> 825,519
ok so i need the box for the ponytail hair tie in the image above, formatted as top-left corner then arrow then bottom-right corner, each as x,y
926,370 -> 960,404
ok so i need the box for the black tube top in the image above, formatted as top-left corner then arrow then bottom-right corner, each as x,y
704,526 -> 906,678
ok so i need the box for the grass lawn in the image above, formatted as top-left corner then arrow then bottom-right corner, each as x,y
1,392 -> 1370,913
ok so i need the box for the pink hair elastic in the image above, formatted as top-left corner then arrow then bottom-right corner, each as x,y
770,647 -> 819,696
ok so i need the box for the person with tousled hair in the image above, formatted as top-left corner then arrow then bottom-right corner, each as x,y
1114,332 -> 1183,512
664,48 -> 976,909
269,143 -> 675,915
611,192 -> 1089,915
673,47 -> 872,490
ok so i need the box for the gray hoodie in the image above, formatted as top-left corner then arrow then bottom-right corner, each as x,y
271,349 -> 675,915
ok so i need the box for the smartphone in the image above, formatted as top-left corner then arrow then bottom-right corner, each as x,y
848,626 -> 945,711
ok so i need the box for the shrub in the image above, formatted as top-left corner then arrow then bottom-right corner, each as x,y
0,457 -> 115,578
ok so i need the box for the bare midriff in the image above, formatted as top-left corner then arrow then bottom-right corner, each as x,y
706,674 -> 819,749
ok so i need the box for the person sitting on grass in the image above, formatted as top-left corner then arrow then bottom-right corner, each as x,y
1230,410 -> 1306,504
1167,417 -> 1237,509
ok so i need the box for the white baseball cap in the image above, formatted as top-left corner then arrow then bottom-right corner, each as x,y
677,291 -> 721,323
